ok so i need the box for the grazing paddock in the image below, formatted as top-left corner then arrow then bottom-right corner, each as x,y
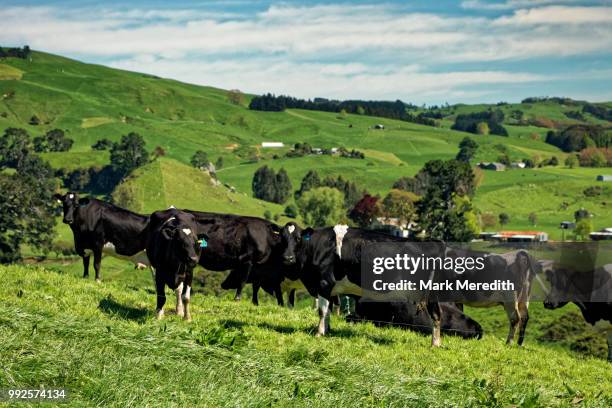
1,264 -> 610,407
0,63 -> 24,80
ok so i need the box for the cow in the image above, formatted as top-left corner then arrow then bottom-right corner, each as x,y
185,211 -> 283,301
543,264 -> 612,362
54,192 -> 150,282
347,301 -> 483,340
279,222 -> 447,346
145,208 -> 206,321
444,247 -> 541,345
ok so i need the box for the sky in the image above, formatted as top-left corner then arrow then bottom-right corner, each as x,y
1,0 -> 611,104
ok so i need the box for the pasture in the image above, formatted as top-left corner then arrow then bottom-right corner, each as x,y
1,52 -> 611,240
1,263 -> 611,407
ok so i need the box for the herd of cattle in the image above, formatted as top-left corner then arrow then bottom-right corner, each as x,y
53,192 -> 611,361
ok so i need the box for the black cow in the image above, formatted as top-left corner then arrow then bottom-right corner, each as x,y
348,301 -> 483,339
54,192 -> 150,282
279,223 -> 446,346
185,211 -> 282,301
145,209 -> 206,321
544,264 -> 612,362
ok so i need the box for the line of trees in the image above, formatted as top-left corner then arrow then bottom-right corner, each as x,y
545,124 -> 610,152
248,93 -> 437,126
252,166 -> 292,204
451,109 -> 508,136
0,45 -> 31,59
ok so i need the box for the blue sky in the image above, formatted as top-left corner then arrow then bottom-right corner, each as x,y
1,0 -> 611,104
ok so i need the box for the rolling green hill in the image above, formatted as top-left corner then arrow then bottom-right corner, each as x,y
1,264 -> 611,406
1,51 -> 611,239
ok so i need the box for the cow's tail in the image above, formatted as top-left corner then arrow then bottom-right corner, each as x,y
519,250 -> 540,301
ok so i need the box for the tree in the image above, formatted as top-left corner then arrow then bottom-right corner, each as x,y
252,165 -> 277,202
109,132 -> 149,177
92,138 -> 112,150
263,210 -> 272,221
152,146 -> 166,159
349,194 -> 381,227
32,129 -> 73,153
0,153 -> 56,263
0,127 -> 31,169
297,187 -> 345,227
528,212 -> 538,226
274,168 -> 292,204
447,195 -> 480,242
499,213 -> 510,226
565,155 -> 578,169
382,189 -> 418,223
227,89 -> 244,106
190,150 -> 210,169
476,122 -> 490,135
574,219 -> 592,241
574,208 -> 590,222
284,204 -> 298,218
29,115 -> 40,125
295,170 -> 321,200
549,156 -> 559,166
215,156 -> 224,170
456,137 -> 478,163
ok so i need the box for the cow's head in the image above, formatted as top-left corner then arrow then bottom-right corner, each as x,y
54,192 -> 81,225
543,267 -> 569,310
158,211 -> 207,268
280,222 -> 313,265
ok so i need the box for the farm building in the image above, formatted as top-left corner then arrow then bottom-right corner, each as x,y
510,162 -> 526,169
560,221 -> 576,230
478,232 -> 498,241
491,231 -> 548,242
478,162 -> 506,171
373,124 -> 385,130
596,175 -> 612,182
372,217 -> 413,238
590,228 -> 612,241
261,142 -> 284,148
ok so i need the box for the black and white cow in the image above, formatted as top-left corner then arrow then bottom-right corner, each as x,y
54,192 -> 150,282
348,301 -> 483,340
145,208 -> 206,321
279,222 -> 447,346
544,264 -> 612,362
186,211 -> 283,301
444,247 -> 541,345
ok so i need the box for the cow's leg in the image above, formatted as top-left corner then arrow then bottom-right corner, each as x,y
155,275 -> 166,320
316,295 -> 331,337
288,289 -> 296,309
517,301 -> 529,346
182,273 -> 193,322
150,267 -> 156,283
252,283 -> 260,306
233,264 -> 252,301
274,283 -> 284,307
427,302 -> 442,347
82,255 -> 90,279
503,302 -> 520,345
92,248 -> 102,283
175,281 -> 184,317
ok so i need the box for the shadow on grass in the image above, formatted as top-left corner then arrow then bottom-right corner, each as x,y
244,320 -> 394,345
98,296 -> 150,324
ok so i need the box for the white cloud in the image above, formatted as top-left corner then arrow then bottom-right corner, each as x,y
0,3 -> 610,102
461,0 -> 603,11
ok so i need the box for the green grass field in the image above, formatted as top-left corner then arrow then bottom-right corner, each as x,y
1,263 -> 610,407
0,51 -> 611,238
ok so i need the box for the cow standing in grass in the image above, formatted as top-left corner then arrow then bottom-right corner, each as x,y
544,264 -> 612,362
54,192 -> 150,282
145,208 -> 206,321
279,222 -> 446,346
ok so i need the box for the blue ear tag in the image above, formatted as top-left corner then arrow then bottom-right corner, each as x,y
304,235 -> 311,241
199,239 -> 208,248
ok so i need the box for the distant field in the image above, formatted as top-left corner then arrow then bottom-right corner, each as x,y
0,63 -> 23,80
0,51 -> 610,239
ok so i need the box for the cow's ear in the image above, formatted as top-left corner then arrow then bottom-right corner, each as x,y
302,227 -> 314,241
53,193 -> 64,203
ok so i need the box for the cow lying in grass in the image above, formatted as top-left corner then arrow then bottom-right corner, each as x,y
347,301 -> 483,340
54,192 -> 150,282
145,208 -> 206,321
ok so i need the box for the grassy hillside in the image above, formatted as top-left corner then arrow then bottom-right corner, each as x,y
1,51 -> 611,239
1,264 -> 610,407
